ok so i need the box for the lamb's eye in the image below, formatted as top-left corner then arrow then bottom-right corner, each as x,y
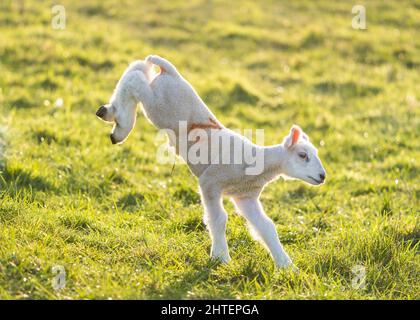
298,152 -> 308,160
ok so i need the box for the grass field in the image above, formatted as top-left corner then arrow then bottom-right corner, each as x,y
0,0 -> 419,299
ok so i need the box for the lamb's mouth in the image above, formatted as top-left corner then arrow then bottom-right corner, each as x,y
307,175 -> 322,184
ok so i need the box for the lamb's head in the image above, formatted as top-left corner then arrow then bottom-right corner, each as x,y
281,125 -> 326,185
96,68 -> 144,144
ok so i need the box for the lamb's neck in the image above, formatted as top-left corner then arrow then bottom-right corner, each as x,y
262,144 -> 287,175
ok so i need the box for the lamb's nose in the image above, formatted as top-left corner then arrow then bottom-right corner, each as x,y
319,173 -> 326,181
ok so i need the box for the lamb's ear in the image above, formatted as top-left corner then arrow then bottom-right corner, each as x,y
284,125 -> 302,148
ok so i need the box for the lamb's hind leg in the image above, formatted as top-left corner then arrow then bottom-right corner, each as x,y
130,70 -> 155,108
199,182 -> 231,263
233,197 -> 293,268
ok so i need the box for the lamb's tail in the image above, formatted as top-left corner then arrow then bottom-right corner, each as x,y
145,55 -> 179,76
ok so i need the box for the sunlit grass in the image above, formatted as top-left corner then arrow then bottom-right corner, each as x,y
0,0 -> 418,299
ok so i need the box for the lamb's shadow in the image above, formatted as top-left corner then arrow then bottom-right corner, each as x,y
156,260 -> 220,299
156,258 -> 271,299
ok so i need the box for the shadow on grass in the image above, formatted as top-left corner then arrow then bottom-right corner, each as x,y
173,187 -> 201,207
32,129 -> 76,146
0,204 -> 20,224
117,192 -> 145,212
314,80 -> 381,98
0,166 -> 55,193
155,259 -> 276,299
172,215 -> 206,234
8,95 -> 39,109
204,82 -> 260,110
155,260 -> 224,299
395,229 -> 420,251
59,215 -> 101,234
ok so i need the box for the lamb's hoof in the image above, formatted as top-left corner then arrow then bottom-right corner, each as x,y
144,55 -> 155,66
211,253 -> 231,264
289,264 -> 300,274
145,55 -> 159,64
276,260 -> 299,273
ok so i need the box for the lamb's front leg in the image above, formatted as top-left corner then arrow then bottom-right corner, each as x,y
233,197 -> 293,268
199,185 -> 231,263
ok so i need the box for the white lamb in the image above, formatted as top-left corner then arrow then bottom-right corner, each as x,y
96,55 -> 326,268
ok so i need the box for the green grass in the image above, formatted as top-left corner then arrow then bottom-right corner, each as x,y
0,0 -> 419,299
